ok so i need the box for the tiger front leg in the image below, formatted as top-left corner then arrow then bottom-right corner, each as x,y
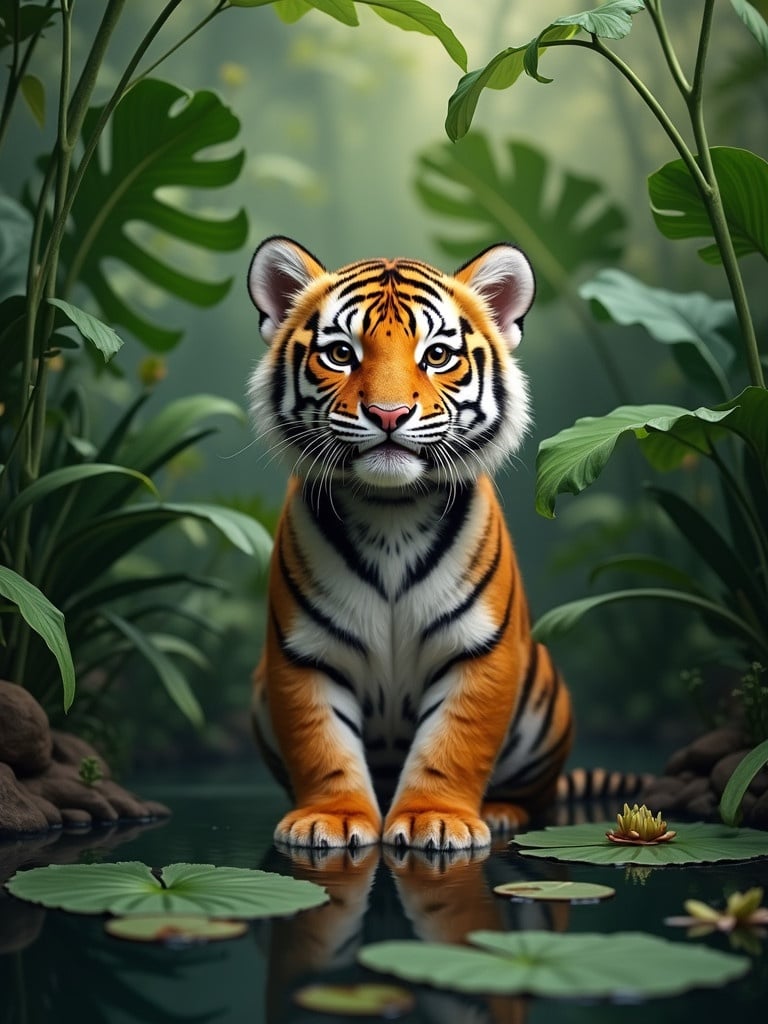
382,667 -> 513,851
266,665 -> 382,849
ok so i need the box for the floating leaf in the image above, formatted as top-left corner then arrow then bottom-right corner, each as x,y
57,79 -> 248,351
416,134 -> 625,303
648,147 -> 768,264
5,862 -> 329,917
359,929 -> 749,998
105,915 -> 247,944
0,566 -> 75,710
512,821 -> 768,865
493,880 -> 615,902
294,983 -> 415,1017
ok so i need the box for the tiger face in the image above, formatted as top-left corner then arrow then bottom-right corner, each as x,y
247,237 -> 535,492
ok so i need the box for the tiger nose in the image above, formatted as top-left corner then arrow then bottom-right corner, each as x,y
362,403 -> 413,432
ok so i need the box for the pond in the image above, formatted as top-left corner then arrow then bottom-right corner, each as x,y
1,758 -> 766,1024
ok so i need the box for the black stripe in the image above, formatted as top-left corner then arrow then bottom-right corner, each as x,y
424,590 -> 513,691
332,706 -> 362,738
277,537 -> 367,654
509,723 -> 573,786
421,519 -> 503,640
308,503 -> 387,598
416,697 -> 444,728
271,609 -> 356,694
397,485 -> 473,596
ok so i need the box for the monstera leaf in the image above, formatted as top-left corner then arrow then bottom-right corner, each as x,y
56,78 -> 248,350
415,134 -> 625,303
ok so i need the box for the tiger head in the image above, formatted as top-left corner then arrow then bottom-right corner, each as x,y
247,236 -> 534,492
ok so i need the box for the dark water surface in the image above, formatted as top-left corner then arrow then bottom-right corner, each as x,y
1,763 -> 766,1024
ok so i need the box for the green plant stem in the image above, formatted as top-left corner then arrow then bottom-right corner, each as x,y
685,0 -> 764,389
0,1 -> 56,151
645,0 -> 690,97
127,0 -> 228,91
40,0 -> 186,302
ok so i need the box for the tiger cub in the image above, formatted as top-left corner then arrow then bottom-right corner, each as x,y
247,236 -> 573,851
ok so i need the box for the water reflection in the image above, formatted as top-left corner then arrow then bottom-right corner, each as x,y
261,841 -> 570,1024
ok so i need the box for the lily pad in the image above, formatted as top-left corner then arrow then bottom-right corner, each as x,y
104,915 -> 248,945
294,983 -> 415,1018
493,880 -> 615,902
358,930 -> 748,999
5,862 -> 329,918
511,822 -> 768,866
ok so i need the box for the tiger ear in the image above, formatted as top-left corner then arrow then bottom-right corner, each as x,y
455,244 -> 535,350
247,236 -> 326,344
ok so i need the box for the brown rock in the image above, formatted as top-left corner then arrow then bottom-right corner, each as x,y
0,682 -> 52,776
0,764 -> 50,835
746,791 -> 768,827
51,731 -> 110,779
710,750 -> 758,797
59,808 -> 93,827
686,792 -> 718,819
639,777 -> 686,811
677,777 -> 712,804
669,727 -> 745,774
19,766 -> 119,824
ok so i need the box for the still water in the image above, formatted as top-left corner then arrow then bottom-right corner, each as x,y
1,761 -> 766,1024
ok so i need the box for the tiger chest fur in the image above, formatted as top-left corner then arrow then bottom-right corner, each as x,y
247,236 -> 573,851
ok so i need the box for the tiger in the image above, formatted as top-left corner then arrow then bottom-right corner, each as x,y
246,235 -> 574,851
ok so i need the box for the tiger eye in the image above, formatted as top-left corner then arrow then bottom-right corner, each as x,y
327,342 -> 355,367
423,344 -> 451,368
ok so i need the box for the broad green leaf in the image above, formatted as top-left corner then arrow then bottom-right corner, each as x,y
363,1 -> 466,69
0,2 -> 56,49
117,394 -> 246,473
648,147 -> 768,263
589,554 -> 705,594
720,739 -> 768,826
271,0 -> 312,21
647,485 -> 766,618
47,298 -> 124,361
579,270 -> 736,399
730,0 -> 768,57
20,73 -> 44,127
67,572 -> 225,617
5,862 -> 329,917
59,80 -> 248,351
535,403 -> 733,518
512,821 -> 768,866
0,463 -> 156,530
0,566 -> 75,710
708,386 -> 768,466
306,0 -> 358,26
359,929 -> 748,998
102,613 -> 203,727
104,915 -> 247,944
416,134 -> 625,303
51,501 -> 272,597
445,1 -> 644,139
532,588 -> 767,658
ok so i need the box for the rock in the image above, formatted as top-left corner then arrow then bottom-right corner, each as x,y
710,750 -> 757,797
51,731 -> 110,779
667,727 -> 745,774
0,764 -> 50,835
747,791 -> 768,827
0,682 -> 52,776
686,791 -> 718,820
677,777 -> 712,803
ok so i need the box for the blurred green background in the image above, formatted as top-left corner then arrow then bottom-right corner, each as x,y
2,0 -> 765,774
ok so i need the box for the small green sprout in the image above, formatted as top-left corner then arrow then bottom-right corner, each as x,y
78,756 -> 103,787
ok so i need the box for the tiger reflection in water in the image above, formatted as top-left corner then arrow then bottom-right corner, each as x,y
259,840 -> 573,1024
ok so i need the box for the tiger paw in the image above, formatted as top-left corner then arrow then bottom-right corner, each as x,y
481,801 -> 529,833
382,807 -> 491,851
274,803 -> 381,849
